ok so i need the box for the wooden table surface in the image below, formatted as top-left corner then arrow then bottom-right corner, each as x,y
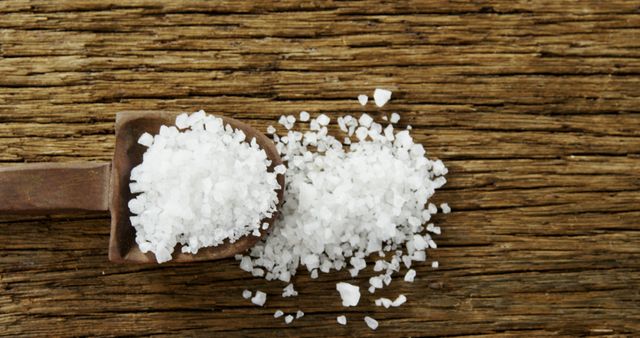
1,1 -> 639,337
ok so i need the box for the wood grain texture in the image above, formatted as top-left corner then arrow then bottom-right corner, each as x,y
0,0 -> 639,336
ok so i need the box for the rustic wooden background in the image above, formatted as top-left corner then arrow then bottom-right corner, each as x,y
1,1 -> 639,336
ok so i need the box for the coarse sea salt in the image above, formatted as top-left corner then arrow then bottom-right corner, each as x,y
440,203 -> 451,214
274,310 -> 284,318
251,291 -> 267,306
129,111 -> 282,263
373,88 -> 392,107
242,290 -> 252,299
336,282 -> 360,307
284,315 -> 294,324
404,269 -> 416,282
282,283 -> 298,297
364,316 -> 379,330
337,315 -> 347,325
358,94 -> 368,106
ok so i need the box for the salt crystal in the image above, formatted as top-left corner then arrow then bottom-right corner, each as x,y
364,316 -> 378,330
358,113 -> 373,128
296,310 -> 304,319
175,113 -> 189,129
404,269 -> 416,282
274,310 -> 284,318
337,315 -> 347,325
251,291 -> 267,306
440,203 -> 451,214
137,132 -> 153,147
358,94 -> 368,106
355,127 -> 368,141
392,294 -> 407,307
432,261 -> 439,268
282,283 -> 298,297
316,114 -> 330,126
300,111 -> 310,122
373,88 -> 392,107
369,276 -> 383,289
274,164 -> 287,175
376,297 -> 392,308
242,290 -> 252,299
390,112 -> 400,123
240,257 -> 253,272
267,125 -> 276,134
336,282 -> 360,307
284,315 -> 294,324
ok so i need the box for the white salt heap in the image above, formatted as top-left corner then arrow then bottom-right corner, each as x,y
240,109 -> 447,284
129,111 -> 282,263
235,89 -> 448,329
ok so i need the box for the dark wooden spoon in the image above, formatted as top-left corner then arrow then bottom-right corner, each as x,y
0,111 -> 285,264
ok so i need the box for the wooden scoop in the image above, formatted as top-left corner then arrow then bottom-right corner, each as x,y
0,111 -> 285,264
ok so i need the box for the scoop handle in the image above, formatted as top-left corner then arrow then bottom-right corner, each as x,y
0,162 -> 111,214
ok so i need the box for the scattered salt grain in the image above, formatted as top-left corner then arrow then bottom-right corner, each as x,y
274,310 -> 284,318
336,282 -> 360,307
369,276 -> 383,289
432,261 -> 439,268
375,297 -> 392,308
440,203 -> 451,214
337,315 -> 347,325
282,283 -> 298,297
364,316 -> 379,330
251,291 -> 267,306
404,269 -> 416,282
267,125 -> 276,134
284,315 -> 294,324
373,88 -> 392,107
390,112 -> 400,123
242,290 -> 252,299
296,310 -> 304,319
300,111 -> 310,122
391,294 -> 407,307
358,94 -> 368,106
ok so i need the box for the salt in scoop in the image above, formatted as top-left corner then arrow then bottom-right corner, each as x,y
0,111 -> 284,263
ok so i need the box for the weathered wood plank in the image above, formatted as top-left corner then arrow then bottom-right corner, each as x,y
1,0 -> 639,336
